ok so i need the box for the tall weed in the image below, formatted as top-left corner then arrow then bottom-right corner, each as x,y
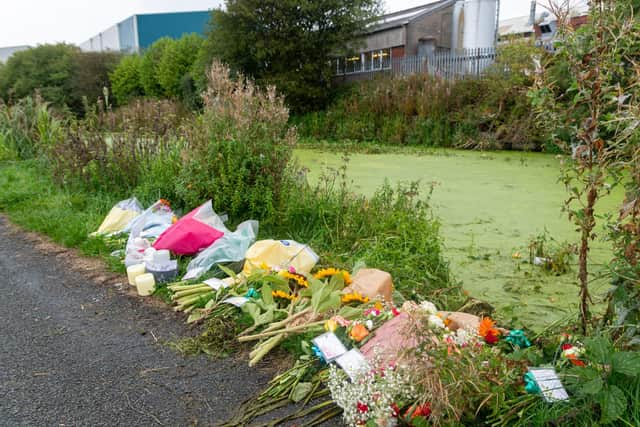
176,61 -> 296,219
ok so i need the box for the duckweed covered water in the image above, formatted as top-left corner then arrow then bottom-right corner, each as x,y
295,148 -> 621,330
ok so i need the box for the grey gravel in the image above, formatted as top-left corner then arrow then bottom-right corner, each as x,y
0,216 -> 276,427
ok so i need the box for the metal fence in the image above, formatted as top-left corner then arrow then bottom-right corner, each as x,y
391,47 -> 497,80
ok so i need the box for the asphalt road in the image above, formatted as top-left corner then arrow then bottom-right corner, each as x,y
0,216 -> 276,426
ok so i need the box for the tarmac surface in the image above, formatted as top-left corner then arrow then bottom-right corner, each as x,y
0,215 -> 277,426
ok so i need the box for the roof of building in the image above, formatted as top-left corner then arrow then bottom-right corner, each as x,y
370,0 -> 456,33
499,15 -> 534,36
0,45 -> 31,62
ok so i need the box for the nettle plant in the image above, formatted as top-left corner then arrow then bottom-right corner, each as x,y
530,0 -> 640,334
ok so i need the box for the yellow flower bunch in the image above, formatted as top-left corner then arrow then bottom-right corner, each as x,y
272,290 -> 298,301
314,268 -> 353,285
341,292 -> 370,304
278,270 -> 309,288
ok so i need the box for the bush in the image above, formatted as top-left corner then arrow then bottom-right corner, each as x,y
176,61 -> 296,220
110,54 -> 145,106
156,34 -> 204,100
139,38 -> 173,98
67,51 -> 121,114
0,44 -> 77,108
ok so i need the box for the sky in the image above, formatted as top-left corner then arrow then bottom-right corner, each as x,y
0,0 -> 549,47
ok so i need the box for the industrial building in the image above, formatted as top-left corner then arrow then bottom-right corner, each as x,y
0,45 -> 31,63
79,11 -> 211,53
334,0 -> 499,77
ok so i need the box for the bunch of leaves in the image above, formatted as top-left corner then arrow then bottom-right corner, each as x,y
407,318 -> 527,425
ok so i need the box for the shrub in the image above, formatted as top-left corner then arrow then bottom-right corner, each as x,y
67,51 -> 121,115
0,44 -> 77,108
110,54 -> 145,106
294,41 -> 549,150
176,61 -> 296,220
156,33 -> 204,100
139,38 -> 173,98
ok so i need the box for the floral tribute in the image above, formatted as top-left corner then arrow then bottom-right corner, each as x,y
327,359 -> 417,427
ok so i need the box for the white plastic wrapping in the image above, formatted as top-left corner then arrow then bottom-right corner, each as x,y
182,220 -> 259,280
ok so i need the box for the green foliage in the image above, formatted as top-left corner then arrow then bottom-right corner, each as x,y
156,33 -> 204,100
295,41 -> 548,150
530,0 -> 640,334
139,37 -> 173,98
176,61 -> 295,219
110,54 -> 145,105
0,96 -> 63,160
205,0 -> 382,112
67,51 -> 121,114
0,44 -> 77,108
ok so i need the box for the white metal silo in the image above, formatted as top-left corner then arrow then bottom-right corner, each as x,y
462,0 -> 498,49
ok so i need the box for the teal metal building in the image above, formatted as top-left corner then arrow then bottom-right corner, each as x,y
79,11 -> 211,53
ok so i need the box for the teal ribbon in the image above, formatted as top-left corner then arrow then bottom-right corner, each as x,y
505,329 -> 531,349
524,372 -> 540,394
245,288 -> 260,299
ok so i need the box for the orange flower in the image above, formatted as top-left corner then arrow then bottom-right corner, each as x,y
478,317 -> 500,340
350,323 -> 370,342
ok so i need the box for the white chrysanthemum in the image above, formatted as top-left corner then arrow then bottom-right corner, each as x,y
428,314 -> 445,329
420,300 -> 438,315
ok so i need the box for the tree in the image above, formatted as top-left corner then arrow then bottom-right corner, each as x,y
110,54 -> 145,105
205,0 -> 382,112
139,38 -> 173,98
0,44 -> 77,108
68,51 -> 121,114
156,33 -> 204,99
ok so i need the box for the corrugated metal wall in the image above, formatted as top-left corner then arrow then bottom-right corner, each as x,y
136,11 -> 210,51
118,17 -> 137,53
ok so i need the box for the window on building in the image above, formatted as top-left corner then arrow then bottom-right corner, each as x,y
335,48 -> 392,75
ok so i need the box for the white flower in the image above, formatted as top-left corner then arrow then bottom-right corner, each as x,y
428,314 -> 445,329
420,300 -> 438,315
365,319 -> 374,330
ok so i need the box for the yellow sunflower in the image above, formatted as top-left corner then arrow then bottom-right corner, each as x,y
272,290 -> 298,301
314,268 -> 353,285
278,270 -> 309,288
341,292 -> 369,304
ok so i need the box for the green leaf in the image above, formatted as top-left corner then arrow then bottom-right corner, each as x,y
262,284 -> 274,306
290,382 -> 313,403
580,376 -> 603,395
612,352 -> 640,377
585,336 -> 614,365
599,385 -> 627,424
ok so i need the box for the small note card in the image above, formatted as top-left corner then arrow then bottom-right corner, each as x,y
528,368 -> 569,402
222,296 -> 249,307
312,332 -> 347,362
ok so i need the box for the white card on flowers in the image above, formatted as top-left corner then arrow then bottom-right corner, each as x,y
336,349 -> 368,380
312,332 -> 347,362
528,368 -> 569,402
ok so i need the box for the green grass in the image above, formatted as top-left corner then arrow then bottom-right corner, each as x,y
294,147 -> 622,330
0,160 -> 124,271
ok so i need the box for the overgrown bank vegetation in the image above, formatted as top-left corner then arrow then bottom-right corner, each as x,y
294,41 -> 552,151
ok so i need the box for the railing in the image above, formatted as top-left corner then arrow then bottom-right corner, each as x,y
391,48 -> 497,79
333,47 -> 497,81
